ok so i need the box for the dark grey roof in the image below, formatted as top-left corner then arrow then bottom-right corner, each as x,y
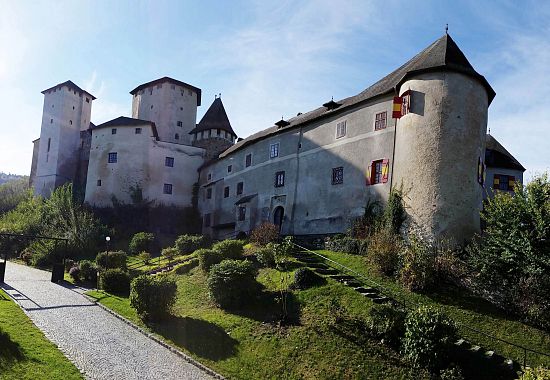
485,134 -> 525,171
41,80 -> 96,100
190,97 -> 236,135
129,76 -> 202,106
94,117 -> 159,140
220,34 -> 495,159
235,194 -> 258,205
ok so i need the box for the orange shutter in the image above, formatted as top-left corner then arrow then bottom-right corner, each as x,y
382,159 -> 390,183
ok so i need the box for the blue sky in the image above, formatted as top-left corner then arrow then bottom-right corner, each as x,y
1,0 -> 548,179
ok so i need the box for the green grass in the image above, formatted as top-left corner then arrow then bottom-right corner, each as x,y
0,289 -> 83,380
127,252 -> 197,275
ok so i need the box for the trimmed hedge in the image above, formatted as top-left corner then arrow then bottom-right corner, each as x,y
291,268 -> 322,290
255,246 -> 276,268
175,234 -> 209,255
207,259 -> 258,308
79,260 -> 97,282
212,240 -> 244,259
96,251 -> 127,271
99,269 -> 130,295
172,259 -> 199,274
130,274 -> 177,321
129,232 -> 155,255
197,249 -> 223,272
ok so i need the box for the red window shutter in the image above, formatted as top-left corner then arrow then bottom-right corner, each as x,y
365,162 -> 372,186
382,159 -> 390,183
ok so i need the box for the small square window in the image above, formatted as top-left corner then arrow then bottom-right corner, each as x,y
204,213 -> 211,227
70,120 -> 73,125
86,97 -> 90,103
224,186 -> 230,198
175,133 -> 179,140
336,120 -> 347,139
163,183 -> 173,194
270,143 -> 279,158
108,152 -> 118,163
177,121 -> 183,127
375,112 -> 387,131
207,173 -> 212,181
245,153 -> 252,167
238,206 -> 246,221
135,128 -> 142,134
228,165 -> 232,173
165,157 -> 174,167
237,182 -> 244,195
371,160 -> 384,184
112,128 -> 117,135
50,119 -> 53,124
206,188 -> 212,199
97,179 -> 102,186
332,167 -> 343,185
275,171 -> 285,187
150,105 -> 153,109
180,107 -> 183,111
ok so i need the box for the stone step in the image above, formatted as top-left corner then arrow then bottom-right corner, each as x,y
344,280 -> 362,287
329,275 -> 355,282
354,287 -> 378,294
372,297 -> 390,304
470,345 -> 482,354
363,293 -> 380,299
297,257 -> 320,263
454,339 -> 471,349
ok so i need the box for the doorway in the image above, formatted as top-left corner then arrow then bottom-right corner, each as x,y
273,206 -> 284,232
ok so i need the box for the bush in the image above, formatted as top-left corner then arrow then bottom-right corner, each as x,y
20,250 -> 33,265
402,306 -> 458,371
130,274 -> 177,321
383,189 -> 406,234
138,251 -> 151,265
161,247 -> 178,262
255,246 -> 276,268
291,268 -> 322,290
96,251 -> 127,271
399,236 -> 436,292
129,232 -> 155,255
250,223 -> 279,246
212,240 -> 244,259
69,266 -> 81,282
520,366 -> 550,380
368,229 -> 402,276
99,269 -> 130,294
172,259 -> 199,274
270,236 -> 295,268
367,304 -> 407,348
324,236 -> 368,255
79,260 -> 97,282
207,259 -> 258,308
64,259 -> 75,272
197,249 -> 223,272
440,366 -> 464,380
175,234 -> 208,255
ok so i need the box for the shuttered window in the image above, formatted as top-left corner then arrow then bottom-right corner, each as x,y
366,159 -> 389,186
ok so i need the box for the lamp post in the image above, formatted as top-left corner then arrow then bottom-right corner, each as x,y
105,236 -> 111,252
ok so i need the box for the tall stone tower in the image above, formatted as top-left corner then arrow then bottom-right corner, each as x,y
33,81 -> 95,197
130,77 -> 201,145
392,34 -> 495,244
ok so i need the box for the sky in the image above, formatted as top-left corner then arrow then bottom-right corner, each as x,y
0,0 -> 548,180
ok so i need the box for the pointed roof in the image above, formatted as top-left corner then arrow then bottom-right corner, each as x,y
485,134 -> 525,171
190,97 -> 236,136
219,34 -> 495,158
41,80 -> 96,100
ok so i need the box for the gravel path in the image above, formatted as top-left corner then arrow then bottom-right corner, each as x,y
2,261 -> 216,380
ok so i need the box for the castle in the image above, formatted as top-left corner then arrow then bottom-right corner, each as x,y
29,34 -> 525,244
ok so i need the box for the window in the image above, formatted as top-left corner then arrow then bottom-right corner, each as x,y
112,128 -> 117,135
224,186 -> 230,198
150,90 -> 153,95
72,106 -> 75,110
69,120 -> 73,125
108,152 -> 118,163
402,90 -> 410,116
97,179 -> 101,186
47,138 -> 51,152
207,173 -> 212,181
332,167 -> 344,185
217,129 -> 221,136
336,120 -> 347,138
135,128 -> 142,134
204,213 -> 211,227
227,165 -> 232,173
50,119 -> 53,124
237,182 -> 244,195
85,97 -> 90,103
275,171 -> 285,187
208,130 -> 212,137
373,160 -> 383,184
206,188 -> 212,199
238,206 -> 246,221
163,183 -> 173,194
165,157 -> 174,167
177,121 -> 183,127
367,159 -> 389,185
245,153 -> 252,167
270,143 -> 279,158
180,107 -> 183,111
150,105 -> 153,109
175,133 -> 179,140
375,112 -> 387,131
493,174 -> 515,191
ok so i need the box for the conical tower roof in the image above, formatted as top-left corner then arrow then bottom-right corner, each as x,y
190,97 -> 236,136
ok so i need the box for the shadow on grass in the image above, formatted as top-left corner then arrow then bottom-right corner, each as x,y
227,290 -> 301,326
0,328 -> 24,369
149,316 -> 238,361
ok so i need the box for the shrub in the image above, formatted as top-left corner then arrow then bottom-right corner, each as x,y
64,259 -> 76,272
520,366 -> 550,380
96,251 -> 127,271
79,260 -> 97,282
138,251 -> 151,265
172,259 -> 199,274
402,306 -> 458,371
368,229 -> 402,276
399,236 -> 436,292
324,236 -> 368,255
175,234 -> 208,255
161,247 -> 178,262
197,249 -> 223,272
383,189 -> 406,234
440,366 -> 464,380
99,269 -> 130,294
129,232 -> 155,255
20,250 -> 33,265
250,223 -> 279,246
130,274 -> 177,321
255,246 -> 276,268
69,266 -> 81,282
366,304 -> 406,348
291,268 -> 322,290
212,240 -> 244,259
270,236 -> 295,268
207,259 -> 258,308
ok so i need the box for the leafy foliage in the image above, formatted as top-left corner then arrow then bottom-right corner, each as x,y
399,236 -> 436,292
0,178 -> 30,215
368,229 -> 402,276
255,246 -> 276,268
99,269 -> 130,295
68,266 -> 81,282
207,259 -> 259,308
383,189 -> 406,235
172,259 -> 199,274
520,366 -> 550,380
128,232 -> 155,255
212,239 -> 245,260
79,260 -> 97,282
138,251 -> 151,265
290,268 -> 322,290
250,223 -> 279,246
175,234 -> 209,255
366,304 -> 407,348
324,236 -> 368,255
402,306 -> 457,371
197,249 -> 223,272
161,247 -> 178,262
130,274 -> 177,321
96,251 -> 127,271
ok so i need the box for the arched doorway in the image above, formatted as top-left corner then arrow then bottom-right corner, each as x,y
273,206 -> 284,232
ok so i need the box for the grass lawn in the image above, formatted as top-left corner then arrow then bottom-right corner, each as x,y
127,252 -> 196,275
0,289 -> 83,380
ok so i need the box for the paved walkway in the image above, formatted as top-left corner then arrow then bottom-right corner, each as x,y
2,261 -> 216,380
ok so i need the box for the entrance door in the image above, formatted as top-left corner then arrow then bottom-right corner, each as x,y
273,207 -> 284,232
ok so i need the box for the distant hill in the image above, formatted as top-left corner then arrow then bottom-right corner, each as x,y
0,172 -> 27,186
